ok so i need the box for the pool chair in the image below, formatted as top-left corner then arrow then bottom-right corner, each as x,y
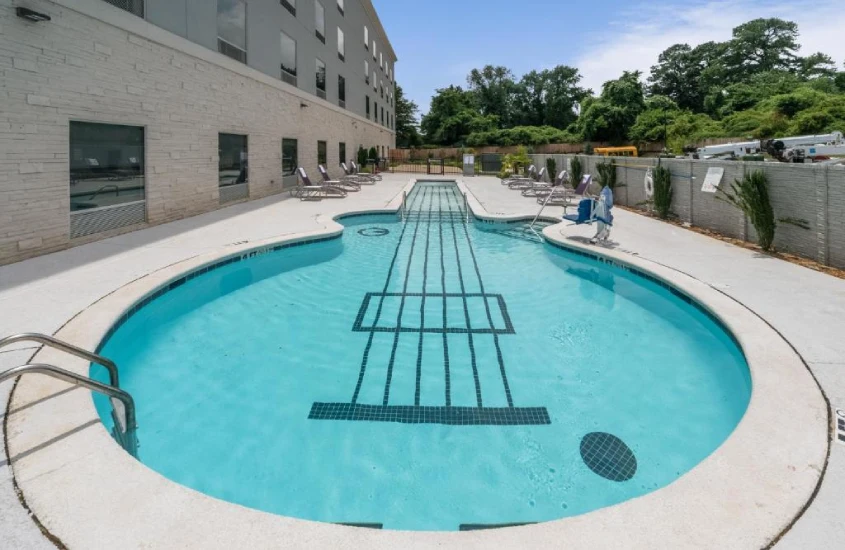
523,170 -> 568,197
501,165 -> 536,186
341,162 -> 377,185
295,167 -> 347,200
350,161 -> 382,181
541,174 -> 592,206
318,165 -> 361,192
509,167 -> 546,190
563,186 -> 614,243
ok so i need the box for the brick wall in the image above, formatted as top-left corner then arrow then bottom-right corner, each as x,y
532,154 -> 845,269
0,0 -> 395,265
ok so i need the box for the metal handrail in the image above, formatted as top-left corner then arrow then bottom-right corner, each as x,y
402,190 -> 407,221
0,333 -> 119,387
463,192 -> 470,224
0,363 -> 137,456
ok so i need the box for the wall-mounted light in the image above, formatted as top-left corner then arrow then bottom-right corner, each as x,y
16,7 -> 51,22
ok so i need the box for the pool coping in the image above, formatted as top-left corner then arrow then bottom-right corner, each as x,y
5,178 -> 828,549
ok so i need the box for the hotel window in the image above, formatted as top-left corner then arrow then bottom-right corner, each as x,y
380,81 -> 384,99
318,140 -> 327,167
218,133 -> 248,188
364,60 -> 369,84
372,40 -> 377,60
316,58 -> 326,99
315,1 -> 325,43
379,52 -> 383,69
69,121 -> 145,211
374,101 -> 378,122
339,142 -> 346,165
281,0 -> 296,16
364,26 -> 369,49
282,138 -> 298,176
217,0 -> 247,64
280,31 -> 297,86
381,107 -> 384,125
337,28 -> 345,61
338,75 -> 346,108
103,0 -> 144,17
366,96 -> 370,119
337,0 -> 344,15
373,70 -> 377,91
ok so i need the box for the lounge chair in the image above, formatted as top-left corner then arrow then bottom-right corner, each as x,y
501,165 -> 536,186
341,162 -> 377,184
319,165 -> 361,191
350,161 -> 382,181
295,167 -> 347,200
524,170 -> 568,197
509,167 -> 546,190
563,186 -> 614,243
541,174 -> 592,206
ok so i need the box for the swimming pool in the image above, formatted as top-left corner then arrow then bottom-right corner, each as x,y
93,181 -> 751,531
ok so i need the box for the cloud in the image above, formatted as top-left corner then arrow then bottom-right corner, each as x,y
574,0 -> 845,93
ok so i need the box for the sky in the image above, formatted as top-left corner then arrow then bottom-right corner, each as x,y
371,0 -> 845,116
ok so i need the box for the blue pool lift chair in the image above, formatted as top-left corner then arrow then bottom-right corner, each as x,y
563,186 -> 614,243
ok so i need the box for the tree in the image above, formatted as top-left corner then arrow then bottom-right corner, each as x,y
394,85 -> 421,148
725,18 -> 800,76
648,44 -> 707,111
798,53 -> 838,80
467,66 -> 516,126
576,71 -> 646,143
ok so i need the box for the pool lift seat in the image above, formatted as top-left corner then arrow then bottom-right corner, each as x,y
563,186 -> 614,244
0,333 -> 138,457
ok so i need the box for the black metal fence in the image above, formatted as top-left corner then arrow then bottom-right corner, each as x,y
389,153 -> 504,176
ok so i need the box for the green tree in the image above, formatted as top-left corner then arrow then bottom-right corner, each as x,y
725,18 -> 800,76
394,85 -> 422,148
420,85 -> 492,145
648,44 -> 708,112
467,66 -> 516,126
576,71 -> 646,143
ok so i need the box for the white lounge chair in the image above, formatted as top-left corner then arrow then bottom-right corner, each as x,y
509,167 -> 545,190
319,165 -> 360,191
341,162 -> 377,185
524,170 -> 568,198
501,164 -> 536,186
295,167 -> 347,200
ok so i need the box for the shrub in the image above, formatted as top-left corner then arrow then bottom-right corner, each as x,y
595,160 -> 617,190
652,165 -> 673,220
583,143 -> 594,155
368,146 -> 378,161
546,158 -> 557,182
719,170 -> 776,251
357,145 -> 367,167
569,156 -> 583,188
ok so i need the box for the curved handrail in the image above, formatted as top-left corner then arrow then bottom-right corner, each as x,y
0,363 -> 137,456
0,333 -> 119,387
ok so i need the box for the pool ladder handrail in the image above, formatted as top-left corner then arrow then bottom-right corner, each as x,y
0,333 -> 119,387
401,190 -> 407,222
0,334 -> 137,456
463,191 -> 470,224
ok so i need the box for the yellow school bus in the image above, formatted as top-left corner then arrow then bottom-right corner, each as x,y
595,146 -> 638,157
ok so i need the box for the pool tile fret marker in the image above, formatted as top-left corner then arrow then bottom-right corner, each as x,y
311,182 -> 551,427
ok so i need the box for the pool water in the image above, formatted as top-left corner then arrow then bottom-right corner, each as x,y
94,182 -> 751,531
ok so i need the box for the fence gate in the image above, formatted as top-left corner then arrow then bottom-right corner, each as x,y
480,153 -> 503,174
427,158 -> 445,175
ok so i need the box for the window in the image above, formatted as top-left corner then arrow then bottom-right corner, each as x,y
217,0 -> 247,63
315,1 -> 325,43
337,28 -> 345,61
373,70 -> 377,91
316,58 -> 326,99
218,133 -> 248,187
374,101 -> 377,122
372,40 -> 377,60
379,51 -> 383,69
380,81 -> 383,99
317,140 -> 327,167
281,0 -> 296,16
366,96 -> 370,119
339,142 -> 346,165
280,31 -> 297,86
381,106 -> 384,125
282,138 -> 298,176
337,0 -> 344,15
338,75 -> 346,108
103,0 -> 144,17
364,60 -> 369,84
69,121 -> 145,211
364,26 -> 369,48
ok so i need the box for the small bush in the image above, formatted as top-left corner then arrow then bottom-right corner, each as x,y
652,166 -> 673,220
546,158 -> 557,182
719,170 -> 776,251
357,146 -> 367,167
569,156 -> 583,188
595,160 -> 617,190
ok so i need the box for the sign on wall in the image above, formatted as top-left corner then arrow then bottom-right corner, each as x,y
701,167 -> 725,193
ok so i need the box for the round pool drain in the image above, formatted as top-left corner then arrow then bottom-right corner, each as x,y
358,227 -> 390,237
580,432 -> 637,482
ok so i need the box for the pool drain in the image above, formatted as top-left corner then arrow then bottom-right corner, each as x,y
358,227 -> 390,237
580,432 -> 637,482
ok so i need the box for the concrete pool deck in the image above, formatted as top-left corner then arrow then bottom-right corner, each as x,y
1,174 -> 842,548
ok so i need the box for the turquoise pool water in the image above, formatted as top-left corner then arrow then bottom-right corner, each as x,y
94,182 -> 751,531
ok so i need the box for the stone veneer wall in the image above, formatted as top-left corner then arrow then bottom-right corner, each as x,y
0,0 -> 395,265
532,154 -> 845,269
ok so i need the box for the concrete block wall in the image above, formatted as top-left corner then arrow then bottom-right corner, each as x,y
533,154 -> 845,269
0,0 -> 395,265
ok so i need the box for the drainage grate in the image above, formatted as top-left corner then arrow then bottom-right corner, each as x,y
358,227 -> 390,237
580,432 -> 637,482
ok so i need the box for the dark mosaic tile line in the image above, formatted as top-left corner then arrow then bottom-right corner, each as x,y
309,403 -> 551,426
459,523 -> 538,531
414,189 -> 436,406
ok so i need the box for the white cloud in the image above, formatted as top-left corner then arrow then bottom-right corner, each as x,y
574,0 -> 845,93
